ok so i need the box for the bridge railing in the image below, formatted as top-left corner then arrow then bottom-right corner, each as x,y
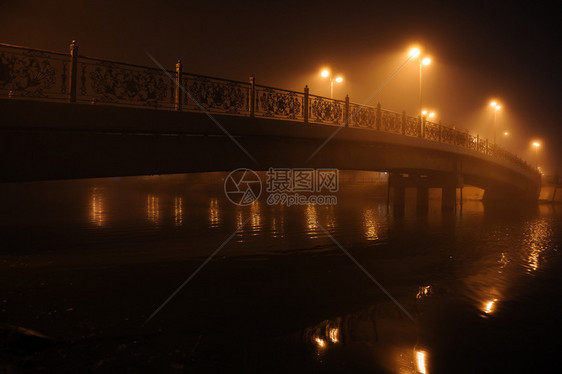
0,43 -> 70,102
308,94 -> 345,125
182,72 -> 250,116
0,41 -> 538,176
348,102 -> 377,128
254,85 -> 304,121
76,55 -> 176,109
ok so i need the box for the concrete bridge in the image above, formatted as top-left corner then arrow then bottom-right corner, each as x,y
0,41 -> 541,209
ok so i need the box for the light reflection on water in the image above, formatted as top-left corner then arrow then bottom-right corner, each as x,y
89,187 -> 105,226
208,198 -> 220,228
363,208 -> 379,241
522,218 -> 553,273
146,194 -> 159,224
173,196 -> 183,226
1,174 -> 561,372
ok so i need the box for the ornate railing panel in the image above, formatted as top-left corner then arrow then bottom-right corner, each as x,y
309,95 -> 344,125
254,86 -> 303,120
380,110 -> 401,134
454,130 -> 467,147
349,103 -> 376,128
76,57 -> 174,109
183,74 -> 249,115
423,121 -> 440,141
404,116 -> 419,137
467,135 -> 478,150
0,44 -> 69,101
441,127 -> 457,145
480,142 -> 492,155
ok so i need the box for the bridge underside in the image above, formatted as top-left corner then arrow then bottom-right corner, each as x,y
0,99 -> 540,204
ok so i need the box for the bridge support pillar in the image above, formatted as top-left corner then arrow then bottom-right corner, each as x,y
392,186 -> 405,211
442,185 -> 456,211
417,187 -> 429,212
389,172 -> 461,212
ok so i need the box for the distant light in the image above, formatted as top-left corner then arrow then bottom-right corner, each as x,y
533,142 -> 540,148
416,351 -> 428,374
490,101 -> 497,107
495,105 -> 501,110
421,57 -> 431,66
428,112 -> 435,118
335,76 -> 343,83
504,131 -> 509,136
409,48 -> 421,58
328,328 -> 339,343
484,300 -> 496,314
422,110 -> 428,115
315,337 -> 326,348
321,70 -> 330,78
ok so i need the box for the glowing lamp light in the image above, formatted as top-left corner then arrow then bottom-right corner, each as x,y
495,105 -> 501,110
421,57 -> 431,66
533,142 -> 540,148
315,337 -> 326,348
422,110 -> 428,115
428,112 -> 435,118
504,131 -> 509,136
484,300 -> 496,314
335,76 -> 343,83
416,350 -> 428,374
490,101 -> 497,107
321,70 -> 330,78
328,328 -> 339,343
409,48 -> 421,58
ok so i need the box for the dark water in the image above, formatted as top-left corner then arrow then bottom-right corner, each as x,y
1,174 -> 561,373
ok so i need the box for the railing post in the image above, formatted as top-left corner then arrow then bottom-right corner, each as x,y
344,95 -> 350,126
476,134 -> 480,151
303,85 -> 309,124
376,102 -> 381,131
420,115 -> 425,138
438,121 -> 442,142
68,40 -> 78,103
486,139 -> 489,154
175,59 -> 182,111
401,111 -> 406,135
249,75 -> 255,117
465,130 -> 469,148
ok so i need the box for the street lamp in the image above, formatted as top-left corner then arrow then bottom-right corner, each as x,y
532,141 -> 540,168
418,56 -> 431,115
421,110 -> 436,120
490,101 -> 501,145
321,69 -> 343,99
409,48 -> 431,115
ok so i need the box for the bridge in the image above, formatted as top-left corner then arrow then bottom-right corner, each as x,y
0,41 -> 541,209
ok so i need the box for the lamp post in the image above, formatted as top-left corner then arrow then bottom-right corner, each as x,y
408,48 -> 431,115
490,101 -> 501,145
533,141 -> 540,168
418,57 -> 431,115
321,70 -> 343,99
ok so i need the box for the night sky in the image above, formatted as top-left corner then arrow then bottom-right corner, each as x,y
1,0 -> 560,174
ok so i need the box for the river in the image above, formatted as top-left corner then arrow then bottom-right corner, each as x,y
1,172 -> 561,373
